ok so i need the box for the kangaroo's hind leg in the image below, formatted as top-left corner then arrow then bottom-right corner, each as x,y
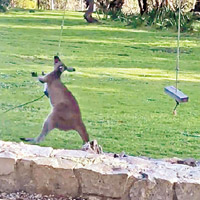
75,121 -> 89,144
20,113 -> 55,143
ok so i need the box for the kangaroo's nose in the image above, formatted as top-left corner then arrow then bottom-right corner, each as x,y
66,67 -> 76,72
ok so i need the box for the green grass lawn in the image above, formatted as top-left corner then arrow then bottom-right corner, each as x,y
0,10 -> 199,159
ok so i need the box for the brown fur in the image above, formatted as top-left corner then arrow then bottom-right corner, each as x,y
22,58 -> 89,144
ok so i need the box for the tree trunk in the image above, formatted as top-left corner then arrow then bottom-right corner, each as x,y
10,0 -> 14,7
138,0 -> 148,15
37,0 -> 40,9
142,0 -> 148,13
138,0 -> 143,15
155,0 -> 159,9
51,0 -> 54,10
194,0 -> 200,11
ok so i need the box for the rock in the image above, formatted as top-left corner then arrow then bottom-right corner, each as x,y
0,191 -> 85,200
0,140 -> 200,200
75,167 -> 133,199
19,143 -> 53,157
0,141 -> 53,158
164,157 -> 197,167
182,158 -> 197,167
0,151 -> 16,175
129,178 -> 174,200
0,151 -> 17,192
87,196 -> 103,200
175,182 -> 200,200
15,157 -> 80,197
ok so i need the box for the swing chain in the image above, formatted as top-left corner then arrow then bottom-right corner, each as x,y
174,0 -> 182,115
176,0 -> 181,91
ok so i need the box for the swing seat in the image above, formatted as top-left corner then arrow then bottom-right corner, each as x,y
164,86 -> 189,103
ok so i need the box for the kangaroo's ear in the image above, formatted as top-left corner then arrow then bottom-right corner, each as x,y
54,56 -> 60,64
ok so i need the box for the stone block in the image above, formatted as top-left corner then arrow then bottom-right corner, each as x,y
0,151 -> 17,192
129,178 -> 174,200
0,175 -> 17,192
0,151 -> 16,175
15,157 -> 79,197
75,167 -> 130,199
0,140 -> 200,200
19,143 -> 53,157
175,182 -> 200,200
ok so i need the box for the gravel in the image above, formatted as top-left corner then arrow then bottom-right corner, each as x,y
0,191 -> 86,200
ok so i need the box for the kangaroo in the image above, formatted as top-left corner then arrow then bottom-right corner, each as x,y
21,57 -> 89,144
43,56 -> 75,97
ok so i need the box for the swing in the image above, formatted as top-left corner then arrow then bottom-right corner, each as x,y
164,0 -> 189,114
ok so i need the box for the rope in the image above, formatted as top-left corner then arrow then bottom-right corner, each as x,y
3,94 -> 45,113
173,100 -> 179,111
182,132 -> 200,138
175,0 -> 181,91
4,4 -> 68,113
57,0 -> 68,56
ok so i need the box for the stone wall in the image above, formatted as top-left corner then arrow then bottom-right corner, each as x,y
0,140 -> 200,200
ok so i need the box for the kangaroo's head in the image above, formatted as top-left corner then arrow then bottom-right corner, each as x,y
54,56 -> 75,72
38,57 -> 67,83
53,56 -> 68,77
54,56 -> 66,71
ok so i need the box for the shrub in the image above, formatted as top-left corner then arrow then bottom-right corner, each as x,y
144,7 -> 196,31
0,0 -> 10,12
112,6 -> 198,31
12,0 -> 36,9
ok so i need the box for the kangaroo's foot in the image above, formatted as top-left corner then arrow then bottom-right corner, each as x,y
20,137 -> 37,143
84,14 -> 98,23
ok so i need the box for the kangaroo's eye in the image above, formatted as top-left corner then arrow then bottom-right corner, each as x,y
59,66 -> 64,72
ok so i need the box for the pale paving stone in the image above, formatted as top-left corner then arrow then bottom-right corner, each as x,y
0,141 -> 53,158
